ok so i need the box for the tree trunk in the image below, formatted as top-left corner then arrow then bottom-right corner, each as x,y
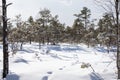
2,0 -> 9,78
42,37 -> 45,45
29,37 -> 31,44
20,42 -> 23,50
47,36 -> 50,45
39,39 -> 41,49
116,0 -> 120,79
118,69 -> 120,79
107,44 -> 110,54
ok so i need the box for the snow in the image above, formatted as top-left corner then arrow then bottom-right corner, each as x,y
0,43 -> 117,80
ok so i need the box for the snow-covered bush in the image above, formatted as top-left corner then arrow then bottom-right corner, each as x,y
81,62 -> 95,72
11,43 -> 19,56
81,62 -> 91,68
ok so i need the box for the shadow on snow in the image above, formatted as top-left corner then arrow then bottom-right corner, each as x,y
47,45 -> 88,52
42,76 -> 48,80
13,58 -> 29,64
90,72 -> 104,80
6,73 -> 20,80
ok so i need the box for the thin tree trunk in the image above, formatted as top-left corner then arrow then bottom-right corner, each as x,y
39,39 -> 41,49
42,37 -> 45,45
47,36 -> 50,45
29,37 -> 31,44
107,44 -> 110,54
20,41 -> 23,50
116,0 -> 120,79
2,0 -> 9,78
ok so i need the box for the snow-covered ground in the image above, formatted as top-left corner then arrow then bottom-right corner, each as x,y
0,43 -> 117,80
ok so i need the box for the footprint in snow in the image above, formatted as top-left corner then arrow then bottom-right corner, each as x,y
59,66 -> 66,70
47,71 -> 53,74
42,71 -> 53,80
42,76 -> 48,80
59,68 -> 63,70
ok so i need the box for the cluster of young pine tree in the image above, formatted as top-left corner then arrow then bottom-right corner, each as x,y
0,7 -> 117,50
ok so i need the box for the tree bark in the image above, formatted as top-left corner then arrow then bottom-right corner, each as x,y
29,37 -> 31,44
2,0 -> 9,78
20,41 -> 23,50
116,0 -> 120,79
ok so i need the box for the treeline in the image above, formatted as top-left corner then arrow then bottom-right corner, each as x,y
0,7 -> 118,50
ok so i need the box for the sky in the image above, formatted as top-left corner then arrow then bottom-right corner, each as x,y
5,0 -> 105,26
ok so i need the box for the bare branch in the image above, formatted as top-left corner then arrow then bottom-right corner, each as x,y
6,3 -> 13,7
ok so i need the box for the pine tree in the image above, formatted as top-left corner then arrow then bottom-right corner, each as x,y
36,8 -> 51,45
72,18 -> 84,43
76,7 -> 91,29
27,16 -> 35,44
97,13 -> 116,51
50,15 -> 64,45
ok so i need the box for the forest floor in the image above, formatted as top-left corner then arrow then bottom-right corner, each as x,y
0,43 -> 117,80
